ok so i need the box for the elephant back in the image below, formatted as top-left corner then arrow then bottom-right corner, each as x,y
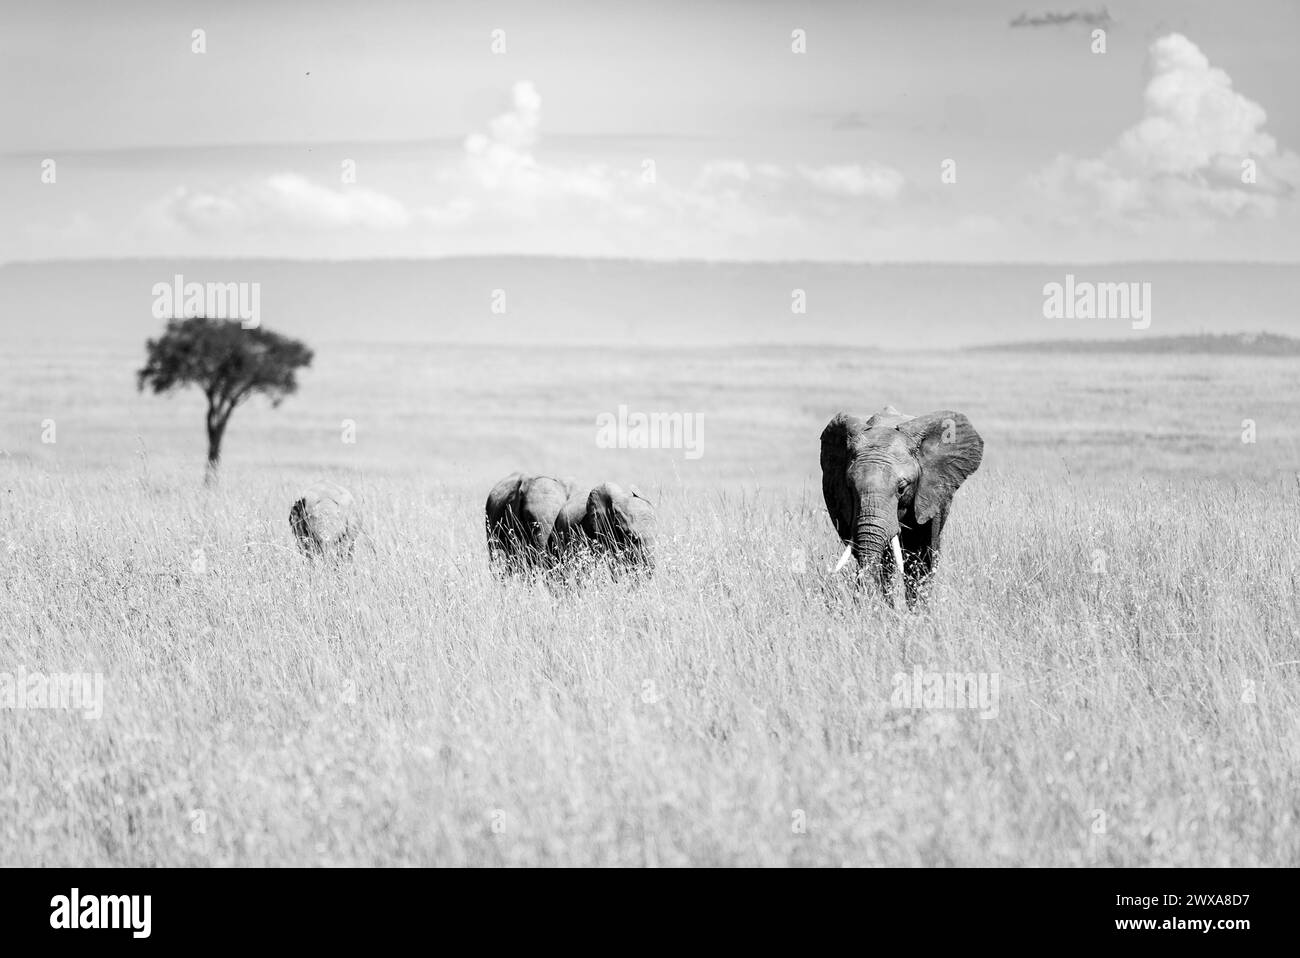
291,478 -> 361,557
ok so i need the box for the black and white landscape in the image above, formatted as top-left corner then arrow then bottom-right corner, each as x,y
2,1 -> 1298,869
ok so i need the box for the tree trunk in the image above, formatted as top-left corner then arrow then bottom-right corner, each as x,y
205,407 -> 228,486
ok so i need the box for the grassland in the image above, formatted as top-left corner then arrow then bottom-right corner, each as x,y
2,341 -> 1299,866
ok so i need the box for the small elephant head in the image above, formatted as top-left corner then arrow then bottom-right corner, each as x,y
556,481 -> 656,570
588,482 -> 657,568
820,407 -> 982,581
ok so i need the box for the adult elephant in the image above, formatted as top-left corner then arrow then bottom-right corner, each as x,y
820,406 -> 983,607
548,482 -> 656,573
485,472 -> 576,573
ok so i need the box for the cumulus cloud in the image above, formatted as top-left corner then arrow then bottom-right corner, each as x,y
1033,33 -> 1300,228
425,81 -> 906,254
692,159 -> 903,215
440,80 -> 632,214
797,164 -> 905,199
154,173 -> 412,233
461,80 -> 543,190
139,81 -> 906,259
453,82 -> 904,209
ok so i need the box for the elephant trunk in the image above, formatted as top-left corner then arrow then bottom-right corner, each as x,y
852,495 -> 899,580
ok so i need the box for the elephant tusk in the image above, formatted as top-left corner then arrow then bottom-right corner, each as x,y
832,543 -> 854,573
890,535 -> 905,610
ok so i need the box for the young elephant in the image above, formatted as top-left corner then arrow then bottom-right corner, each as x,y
290,478 -> 362,559
485,472 -> 577,573
820,406 -> 983,608
548,482 -> 657,573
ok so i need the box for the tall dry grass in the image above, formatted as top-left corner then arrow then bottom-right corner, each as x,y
3,460 -> 1297,866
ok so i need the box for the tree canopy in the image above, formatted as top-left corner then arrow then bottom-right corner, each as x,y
137,317 -> 313,480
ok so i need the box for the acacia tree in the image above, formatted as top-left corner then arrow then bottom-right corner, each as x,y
138,318 -> 313,483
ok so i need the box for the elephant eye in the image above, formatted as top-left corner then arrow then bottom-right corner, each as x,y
897,479 -> 909,494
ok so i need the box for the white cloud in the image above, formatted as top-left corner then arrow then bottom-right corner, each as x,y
444,83 -> 905,242
797,164 -> 905,199
693,159 -> 903,201
135,81 -> 907,259
152,173 -> 412,234
462,80 -> 544,191
1034,33 -> 1300,228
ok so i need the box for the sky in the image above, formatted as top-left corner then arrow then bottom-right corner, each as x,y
2,0 -> 1298,262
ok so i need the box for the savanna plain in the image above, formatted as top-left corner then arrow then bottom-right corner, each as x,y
3,328 -> 1299,866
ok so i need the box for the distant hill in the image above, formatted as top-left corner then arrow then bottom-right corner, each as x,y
971,332 -> 1300,356
2,259 -> 1297,352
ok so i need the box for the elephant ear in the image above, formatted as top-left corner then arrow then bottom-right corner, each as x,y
621,491 -> 656,533
486,472 -> 524,523
587,484 -> 623,541
819,413 -> 862,542
898,411 -> 983,524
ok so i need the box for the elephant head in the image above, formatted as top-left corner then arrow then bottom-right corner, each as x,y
820,407 -> 982,600
550,481 -> 657,571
